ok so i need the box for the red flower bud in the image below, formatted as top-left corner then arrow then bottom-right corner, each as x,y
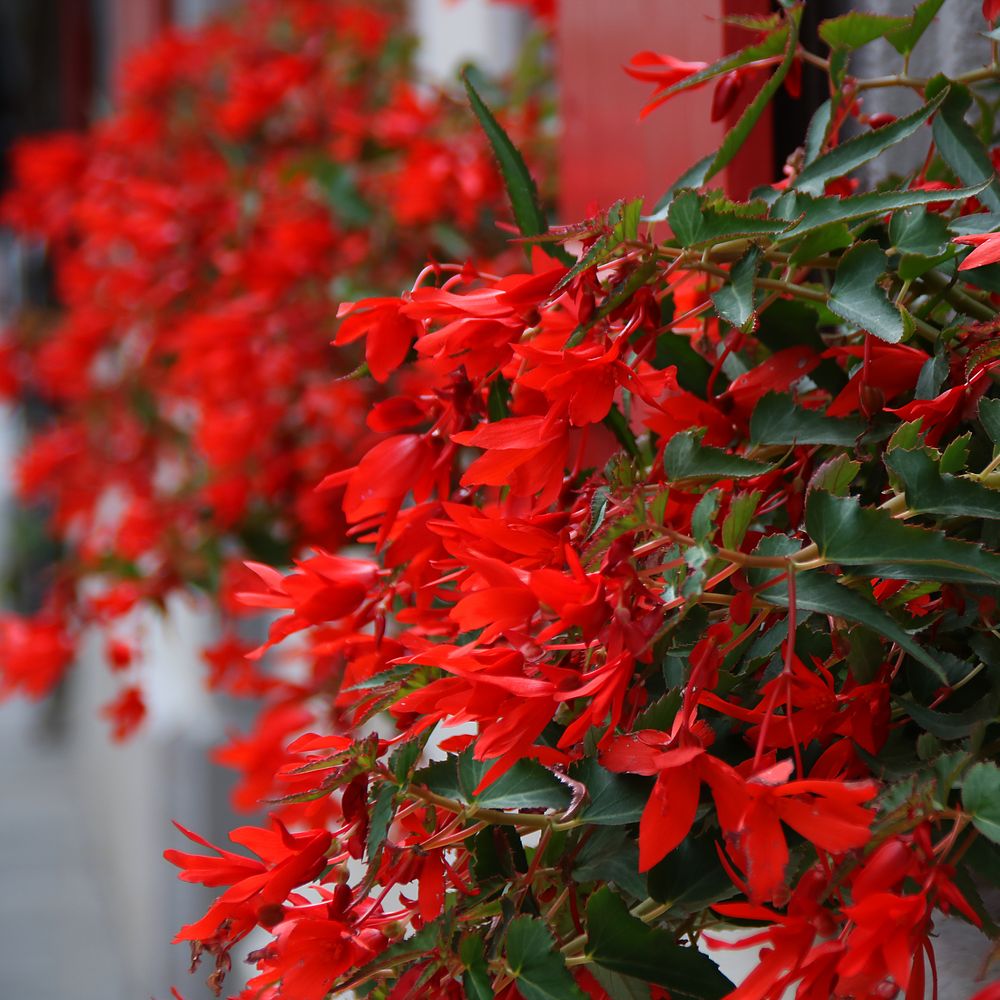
864,112 -> 897,129
256,903 -> 286,928
711,71 -> 744,122
859,383 -> 885,419
784,57 -> 802,100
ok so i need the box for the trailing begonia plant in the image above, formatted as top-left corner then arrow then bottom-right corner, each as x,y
6,0 -> 1000,998
0,0 -> 551,735
161,2 -> 1000,998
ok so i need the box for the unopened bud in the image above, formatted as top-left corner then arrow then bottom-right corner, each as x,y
864,112 -> 897,129
859,383 -> 885,419
711,71 -> 744,122
256,903 -> 285,928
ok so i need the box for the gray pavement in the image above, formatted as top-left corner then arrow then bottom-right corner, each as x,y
0,699 -> 128,1000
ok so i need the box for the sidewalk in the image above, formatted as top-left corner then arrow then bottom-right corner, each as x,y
0,699 -> 127,1000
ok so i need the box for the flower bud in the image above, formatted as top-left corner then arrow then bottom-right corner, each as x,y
711,71 -> 744,122
859,383 -> 885,419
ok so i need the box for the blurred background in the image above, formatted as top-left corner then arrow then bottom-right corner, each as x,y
0,2 -> 995,999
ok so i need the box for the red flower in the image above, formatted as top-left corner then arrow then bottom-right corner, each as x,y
970,985 -> 1000,1000
101,686 -> 147,741
602,727 -> 743,871
164,819 -> 333,945
239,551 -> 380,653
722,346 -> 820,419
625,51 -> 709,117
335,297 -> 421,383
245,911 -> 379,1000
515,338 -> 660,426
453,412 -> 569,506
0,614 -> 73,699
954,230 -> 1000,269
725,765 -> 878,902
825,341 -> 927,417
319,433 -> 446,541
837,891 -> 930,995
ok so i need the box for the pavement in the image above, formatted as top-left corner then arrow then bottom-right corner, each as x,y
0,699 -> 128,1000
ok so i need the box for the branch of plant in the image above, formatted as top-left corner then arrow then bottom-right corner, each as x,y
918,269 -> 997,322
856,65 -> 1000,92
404,781 -> 582,833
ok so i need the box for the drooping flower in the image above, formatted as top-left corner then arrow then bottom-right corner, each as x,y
954,230 -> 1000,269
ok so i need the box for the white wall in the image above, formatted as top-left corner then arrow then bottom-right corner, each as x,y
411,0 -> 528,83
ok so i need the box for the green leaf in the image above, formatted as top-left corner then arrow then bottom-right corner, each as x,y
614,198 -> 644,243
914,352 -> 949,404
750,393 -> 864,446
774,183 -> 989,241
705,9 -> 800,181
571,758 -> 649,826
980,397 -> 1000,444
488,374 -> 512,422
414,751 -> 571,811
573,826 -> 646,899
939,433 -> 971,474
793,92 -> 945,197
654,332 -> 713,394
803,99 -> 832,166
788,221 -> 853,266
668,191 -> 785,248
345,662 -> 415,692
899,250 -> 955,281
828,242 -> 904,343
585,888 -> 733,999
647,835 -> 738,914
712,247 -> 761,331
962,762 -> 1000,844
889,205 -> 951,256
950,211 -> 1000,236
932,84 -> 1000,213
889,419 -> 925,452
829,46 -> 850,89
588,967 -> 651,1000
390,737 -> 425,782
645,155 -> 714,223
664,430 -> 772,482
366,784 -> 396,861
461,935 -> 495,1000
805,490 -> 1000,587
722,491 -> 762,551
886,448 -> 1000,521
691,489 -> 721,543
507,917 -> 586,1000
462,73 -> 571,264
818,11 -> 910,49
886,0 -> 946,55
589,486 -> 611,538
553,235 -> 613,293
809,454 -> 861,496
746,547 -> 946,681
898,697 -> 999,741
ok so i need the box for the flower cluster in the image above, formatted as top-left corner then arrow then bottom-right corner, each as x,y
0,0 -> 548,736
164,5 -> 1000,997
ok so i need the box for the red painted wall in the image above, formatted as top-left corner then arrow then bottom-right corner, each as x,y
557,0 -> 774,221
